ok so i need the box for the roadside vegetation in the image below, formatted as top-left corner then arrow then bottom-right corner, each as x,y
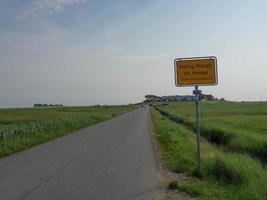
0,105 -> 137,157
154,101 -> 267,162
151,104 -> 267,200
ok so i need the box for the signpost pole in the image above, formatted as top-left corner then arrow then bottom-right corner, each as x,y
195,85 -> 201,173
174,56 -> 218,173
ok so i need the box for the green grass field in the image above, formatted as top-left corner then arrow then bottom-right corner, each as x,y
0,105 -> 137,157
151,106 -> 267,200
154,101 -> 267,161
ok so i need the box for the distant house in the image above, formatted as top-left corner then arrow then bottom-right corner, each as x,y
144,95 -> 161,102
145,94 -> 196,102
164,95 -> 195,101
151,96 -> 161,102
201,94 -> 215,101
175,96 -> 182,101
161,96 -> 176,101
145,93 -> 216,103
180,95 -> 195,101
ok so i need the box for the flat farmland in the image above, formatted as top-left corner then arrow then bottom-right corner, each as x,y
155,101 -> 267,161
0,105 -> 137,157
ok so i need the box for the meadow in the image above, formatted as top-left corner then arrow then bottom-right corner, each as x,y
154,101 -> 267,161
0,105 -> 137,157
151,101 -> 267,200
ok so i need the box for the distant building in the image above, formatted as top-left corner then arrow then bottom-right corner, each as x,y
200,94 -> 215,101
180,95 -> 196,101
151,96 -> 161,102
144,95 -> 162,103
161,96 -> 176,101
145,94 -> 215,103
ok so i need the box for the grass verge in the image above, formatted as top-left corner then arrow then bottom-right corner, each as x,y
151,107 -> 267,200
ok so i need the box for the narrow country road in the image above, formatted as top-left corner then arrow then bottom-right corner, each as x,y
0,107 -> 160,200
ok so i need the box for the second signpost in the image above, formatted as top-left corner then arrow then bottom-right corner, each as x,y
174,56 -> 218,173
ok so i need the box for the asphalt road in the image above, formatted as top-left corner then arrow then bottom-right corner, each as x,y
0,107 -> 160,200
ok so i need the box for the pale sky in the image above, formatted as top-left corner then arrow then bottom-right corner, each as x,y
1,0 -> 267,107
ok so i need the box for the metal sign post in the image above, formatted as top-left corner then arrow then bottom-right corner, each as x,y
193,86 -> 201,172
174,56 -> 218,173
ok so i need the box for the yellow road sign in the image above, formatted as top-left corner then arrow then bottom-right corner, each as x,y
174,56 -> 218,86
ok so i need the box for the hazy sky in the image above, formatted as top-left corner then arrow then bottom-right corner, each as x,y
1,0 -> 267,107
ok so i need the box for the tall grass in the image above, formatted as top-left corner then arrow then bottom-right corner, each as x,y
154,101 -> 267,162
151,108 -> 267,200
0,105 -> 137,157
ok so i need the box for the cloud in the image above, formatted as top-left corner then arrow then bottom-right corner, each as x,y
21,0 -> 86,17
